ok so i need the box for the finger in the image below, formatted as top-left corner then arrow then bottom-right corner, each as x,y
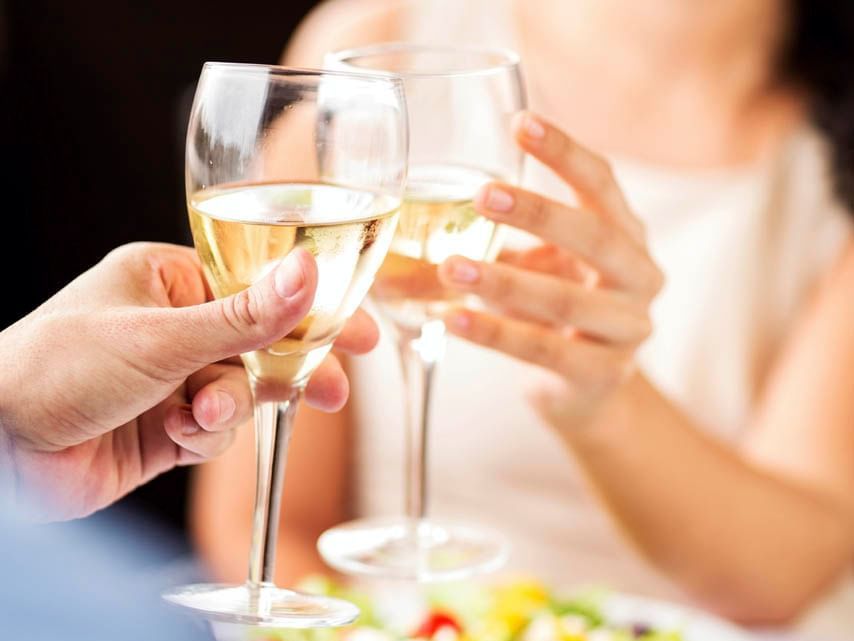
475,182 -> 663,294
130,247 -> 319,377
444,308 -> 632,393
512,111 -> 646,243
163,403 -> 237,463
372,253 -> 445,302
439,256 -> 651,344
498,244 -> 590,282
86,242 -> 208,307
332,308 -> 380,355
187,364 -> 252,432
304,354 -> 349,412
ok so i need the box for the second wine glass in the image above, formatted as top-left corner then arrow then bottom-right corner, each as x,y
319,43 -> 526,582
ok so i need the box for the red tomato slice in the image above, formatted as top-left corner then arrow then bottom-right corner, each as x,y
413,611 -> 463,638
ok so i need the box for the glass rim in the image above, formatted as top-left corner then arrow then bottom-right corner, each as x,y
201,61 -> 406,90
327,42 -> 521,79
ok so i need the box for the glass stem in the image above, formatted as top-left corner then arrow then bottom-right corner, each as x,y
396,319 -> 446,522
247,386 -> 301,587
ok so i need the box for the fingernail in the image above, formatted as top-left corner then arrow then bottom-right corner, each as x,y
448,312 -> 472,332
180,409 -> 200,436
484,186 -> 514,213
447,258 -> 480,284
274,250 -> 306,299
214,391 -> 236,424
524,115 -> 546,140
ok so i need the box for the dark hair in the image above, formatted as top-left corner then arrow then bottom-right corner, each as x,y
784,1 -> 854,212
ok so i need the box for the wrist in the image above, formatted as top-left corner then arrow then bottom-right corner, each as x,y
554,373 -> 650,451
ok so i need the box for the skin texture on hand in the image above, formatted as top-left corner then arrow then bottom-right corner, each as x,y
0,242 -> 378,521
440,111 -> 663,427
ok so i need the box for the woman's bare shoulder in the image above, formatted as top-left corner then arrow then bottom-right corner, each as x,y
283,0 -> 414,67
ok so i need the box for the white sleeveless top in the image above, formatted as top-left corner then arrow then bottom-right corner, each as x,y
347,2 -> 854,636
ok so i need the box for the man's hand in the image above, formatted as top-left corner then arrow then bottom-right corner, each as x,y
0,242 -> 377,520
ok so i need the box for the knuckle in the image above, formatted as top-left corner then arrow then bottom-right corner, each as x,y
490,267 -> 515,301
475,317 -> 502,346
528,336 -> 552,368
642,262 -> 665,296
554,286 -> 576,323
535,336 -> 564,373
589,157 -> 615,192
551,128 -> 572,158
556,139 -> 580,176
223,289 -> 261,333
588,219 -> 615,256
100,243 -> 167,297
637,315 -> 654,341
522,194 -> 550,230
651,265 -> 666,294
102,242 -> 157,266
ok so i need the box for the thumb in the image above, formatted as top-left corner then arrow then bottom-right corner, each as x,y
142,248 -> 318,372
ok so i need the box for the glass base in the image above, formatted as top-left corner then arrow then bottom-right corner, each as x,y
162,582 -> 360,627
317,517 -> 509,582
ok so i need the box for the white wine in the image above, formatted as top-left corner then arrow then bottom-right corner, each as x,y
189,182 -> 400,386
371,164 -> 499,328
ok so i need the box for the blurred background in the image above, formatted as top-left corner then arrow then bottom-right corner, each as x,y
0,0 -> 319,554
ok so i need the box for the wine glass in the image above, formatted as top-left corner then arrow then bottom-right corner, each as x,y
319,44 -> 526,582
162,62 -> 407,627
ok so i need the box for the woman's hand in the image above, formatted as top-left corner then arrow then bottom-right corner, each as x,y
0,242 -> 378,520
439,112 -> 663,428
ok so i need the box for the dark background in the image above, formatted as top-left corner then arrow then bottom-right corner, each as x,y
1,0 -> 319,550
